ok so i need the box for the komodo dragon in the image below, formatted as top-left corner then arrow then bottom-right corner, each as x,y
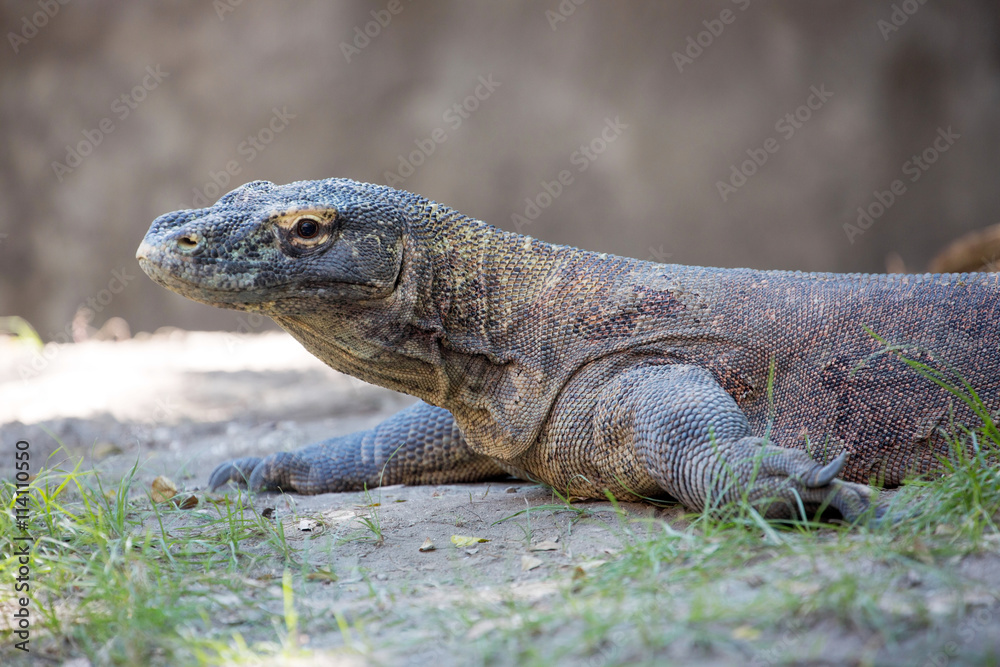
136,178 -> 1000,522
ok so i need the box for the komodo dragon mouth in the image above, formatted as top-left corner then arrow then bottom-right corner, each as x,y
136,245 -> 278,309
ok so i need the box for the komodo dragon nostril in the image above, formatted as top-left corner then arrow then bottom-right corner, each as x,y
176,233 -> 202,253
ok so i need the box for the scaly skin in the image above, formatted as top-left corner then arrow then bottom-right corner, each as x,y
136,178 -> 1000,521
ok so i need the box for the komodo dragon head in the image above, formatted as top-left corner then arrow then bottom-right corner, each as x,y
137,177 -> 499,409
136,178 -> 410,312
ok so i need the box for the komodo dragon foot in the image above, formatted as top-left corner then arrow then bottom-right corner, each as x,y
606,364 -> 884,523
207,401 -> 507,494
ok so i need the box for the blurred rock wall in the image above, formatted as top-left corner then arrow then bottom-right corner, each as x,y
1,1 -> 999,340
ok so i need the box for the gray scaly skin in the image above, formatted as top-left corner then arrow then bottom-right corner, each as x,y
136,178 -> 1000,522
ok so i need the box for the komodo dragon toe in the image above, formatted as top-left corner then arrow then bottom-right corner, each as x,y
208,456 -> 263,492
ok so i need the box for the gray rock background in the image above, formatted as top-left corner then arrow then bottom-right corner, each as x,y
2,1 -> 999,340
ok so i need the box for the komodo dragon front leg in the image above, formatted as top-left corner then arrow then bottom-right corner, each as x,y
209,401 -> 506,493
602,364 -> 877,522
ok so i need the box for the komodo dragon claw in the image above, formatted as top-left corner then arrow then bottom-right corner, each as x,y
208,456 -> 262,491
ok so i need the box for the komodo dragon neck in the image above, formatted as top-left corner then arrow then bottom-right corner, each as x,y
271,199 -> 593,458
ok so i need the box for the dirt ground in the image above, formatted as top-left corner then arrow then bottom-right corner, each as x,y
3,331 -> 1000,665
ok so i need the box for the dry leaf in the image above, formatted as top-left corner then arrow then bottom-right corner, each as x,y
878,594 -> 918,616
173,494 -> 198,510
451,535 -> 489,547
92,441 -> 123,461
466,619 -> 500,640
521,555 -> 543,571
298,518 -> 321,532
910,537 -> 934,565
419,538 -> 436,552
151,475 -> 177,503
926,593 -> 966,616
306,568 -> 338,582
572,560 -> 607,580
732,625 -> 761,640
530,540 -> 559,551
785,581 -> 821,597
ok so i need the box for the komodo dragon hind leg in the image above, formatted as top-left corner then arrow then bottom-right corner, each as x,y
613,364 -> 881,522
208,401 -> 507,494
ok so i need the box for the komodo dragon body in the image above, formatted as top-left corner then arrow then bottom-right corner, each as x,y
137,178 -> 1000,521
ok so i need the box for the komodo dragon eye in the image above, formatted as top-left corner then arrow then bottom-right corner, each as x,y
276,212 -> 335,254
294,217 -> 320,239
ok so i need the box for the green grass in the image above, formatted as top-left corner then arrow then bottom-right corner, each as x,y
0,458 -> 325,665
0,315 -> 43,348
354,484 -> 385,545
